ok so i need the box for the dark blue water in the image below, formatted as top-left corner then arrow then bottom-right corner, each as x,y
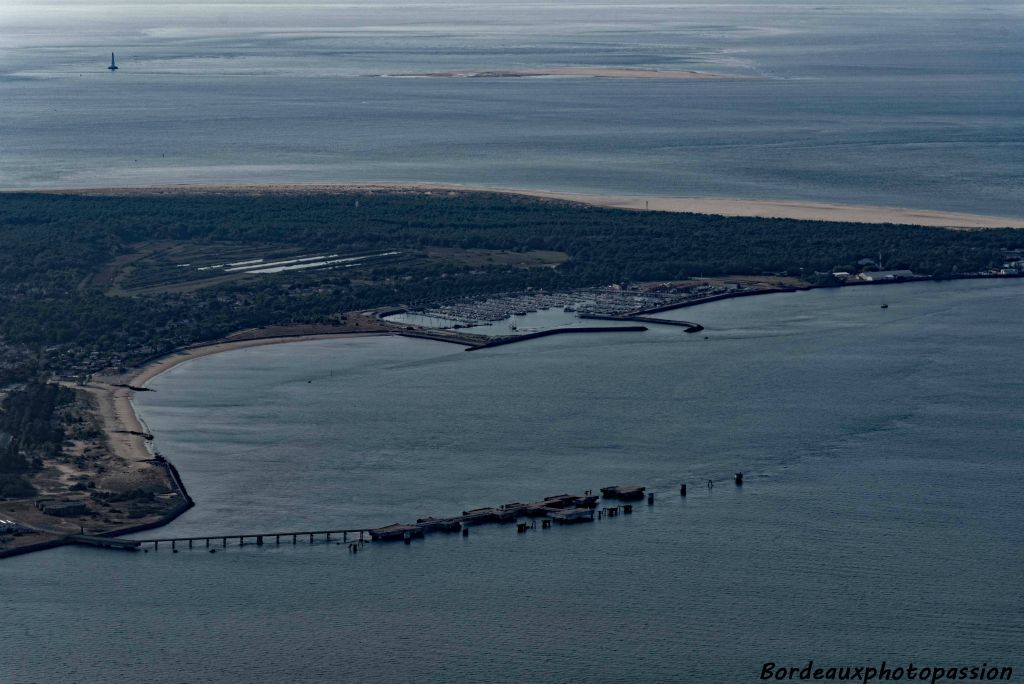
2,279 -> 1022,683
2,0 -> 1022,215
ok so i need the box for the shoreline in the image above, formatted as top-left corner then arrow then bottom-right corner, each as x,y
87,274 -> 1024,469
6,274 -> 1019,558
8,182 -> 1024,229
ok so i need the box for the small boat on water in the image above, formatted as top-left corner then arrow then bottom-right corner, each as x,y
881,303 -> 889,309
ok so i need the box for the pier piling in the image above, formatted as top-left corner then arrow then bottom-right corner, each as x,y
680,483 -> 687,497
648,492 -> 654,505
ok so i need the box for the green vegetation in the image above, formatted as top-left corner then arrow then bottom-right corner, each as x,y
0,382 -> 74,497
0,190 -> 1021,380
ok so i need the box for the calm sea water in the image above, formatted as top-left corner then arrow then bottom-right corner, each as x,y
2,280 -> 1022,683
2,0 -> 1023,215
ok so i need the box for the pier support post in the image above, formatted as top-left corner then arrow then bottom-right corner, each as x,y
680,483 -> 686,497
222,537 -> 226,548
292,534 -> 297,544
188,539 -> 193,549
343,532 -> 347,543
205,538 -> 210,548
326,533 -> 331,541
309,533 -> 314,544
648,492 -> 654,505
462,528 -> 469,537
171,540 -> 176,550
256,536 -> 263,546
735,472 -> 743,486
276,535 -> 280,545
154,541 -> 159,550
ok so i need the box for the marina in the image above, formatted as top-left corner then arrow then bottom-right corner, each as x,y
387,282 -> 762,331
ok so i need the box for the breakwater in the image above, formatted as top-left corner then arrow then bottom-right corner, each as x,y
578,313 -> 704,332
469,325 -> 648,350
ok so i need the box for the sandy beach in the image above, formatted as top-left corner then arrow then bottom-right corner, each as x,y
47,182 -> 1024,229
91,331 -> 390,464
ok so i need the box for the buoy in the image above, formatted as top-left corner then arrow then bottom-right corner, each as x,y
209,548 -> 216,554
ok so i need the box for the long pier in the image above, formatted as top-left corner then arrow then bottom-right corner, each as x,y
131,488 -> 645,551
65,475 -> 750,554
137,527 -> 372,550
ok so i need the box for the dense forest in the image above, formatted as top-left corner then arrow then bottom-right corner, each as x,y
0,189 -> 1021,383
0,382 -> 74,497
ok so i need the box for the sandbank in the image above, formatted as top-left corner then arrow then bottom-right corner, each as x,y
383,67 -> 735,80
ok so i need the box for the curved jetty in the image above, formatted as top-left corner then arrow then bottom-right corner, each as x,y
578,313 -> 703,332
470,326 -> 647,350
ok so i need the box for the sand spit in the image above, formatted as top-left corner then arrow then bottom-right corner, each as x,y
39,182 -> 1024,229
